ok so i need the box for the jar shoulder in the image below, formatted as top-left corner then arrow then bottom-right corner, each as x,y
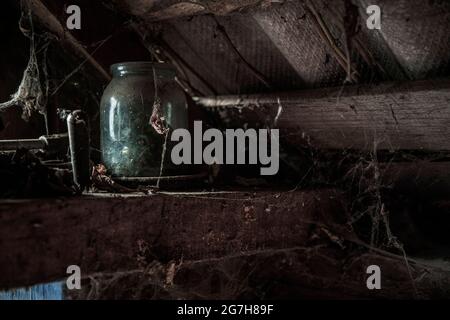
100,77 -> 155,108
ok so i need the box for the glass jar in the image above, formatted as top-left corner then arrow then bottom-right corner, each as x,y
100,62 -> 188,177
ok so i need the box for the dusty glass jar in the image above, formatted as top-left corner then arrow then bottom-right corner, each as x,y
100,62 -> 188,177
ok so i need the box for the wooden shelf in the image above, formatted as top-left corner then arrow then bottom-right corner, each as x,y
0,189 -> 347,289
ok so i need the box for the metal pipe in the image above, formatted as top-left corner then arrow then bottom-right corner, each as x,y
67,110 -> 90,191
0,138 -> 46,151
0,134 -> 68,152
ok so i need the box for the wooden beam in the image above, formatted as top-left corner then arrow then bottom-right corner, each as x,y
0,190 -> 348,289
194,78 -> 450,151
2,190 -> 450,298
115,0 -> 279,21
303,0 -> 359,83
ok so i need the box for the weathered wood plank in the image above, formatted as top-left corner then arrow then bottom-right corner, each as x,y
2,190 -> 450,298
114,0 -> 277,21
0,190 -> 348,289
195,78 -> 450,150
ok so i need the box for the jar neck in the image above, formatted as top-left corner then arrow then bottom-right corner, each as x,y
111,62 -> 176,79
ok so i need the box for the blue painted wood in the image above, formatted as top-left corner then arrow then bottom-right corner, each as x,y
0,282 -> 64,300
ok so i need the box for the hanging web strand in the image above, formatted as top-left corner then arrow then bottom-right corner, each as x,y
0,3 -> 50,124
149,66 -> 169,135
148,65 -> 170,188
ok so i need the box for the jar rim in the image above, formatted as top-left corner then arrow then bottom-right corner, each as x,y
110,61 -> 176,77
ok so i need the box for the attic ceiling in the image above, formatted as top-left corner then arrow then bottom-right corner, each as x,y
1,0 -> 449,150
113,0 -> 450,96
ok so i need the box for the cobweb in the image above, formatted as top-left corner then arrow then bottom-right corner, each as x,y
0,3 -> 53,128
